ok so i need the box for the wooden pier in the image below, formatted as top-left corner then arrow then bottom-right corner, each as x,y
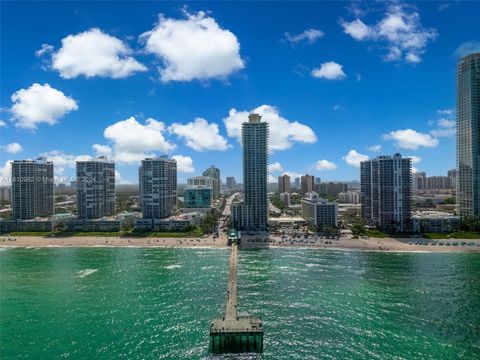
209,241 -> 263,353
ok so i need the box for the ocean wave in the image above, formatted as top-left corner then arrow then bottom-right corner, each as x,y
76,269 -> 98,278
165,264 -> 182,270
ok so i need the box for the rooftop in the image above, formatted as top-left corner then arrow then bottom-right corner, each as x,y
412,211 -> 459,219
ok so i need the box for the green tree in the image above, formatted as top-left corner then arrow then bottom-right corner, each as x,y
460,216 -> 480,232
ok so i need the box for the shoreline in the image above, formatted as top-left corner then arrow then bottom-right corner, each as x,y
1,235 -> 480,253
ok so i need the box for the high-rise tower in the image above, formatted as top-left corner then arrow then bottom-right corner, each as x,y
457,52 -> 480,217
278,174 -> 291,194
11,157 -> 54,220
76,156 -> 115,219
139,156 -> 177,219
232,113 -> 269,231
360,154 -> 412,232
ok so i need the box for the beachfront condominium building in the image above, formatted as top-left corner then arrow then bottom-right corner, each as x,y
457,52 -> 480,217
226,176 -> 236,191
300,174 -> 315,195
301,192 -> 338,228
232,113 -> 269,231
360,154 -> 412,232
11,157 -> 54,220
203,165 -> 221,200
76,156 -> 115,219
139,156 -> 177,219
278,174 -> 291,194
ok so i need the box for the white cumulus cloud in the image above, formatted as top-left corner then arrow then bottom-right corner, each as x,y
103,117 -> 176,163
35,43 -> 54,57
38,150 -> 91,175
437,108 -> 454,116
51,28 -> 147,79
115,170 -> 132,184
340,18 -> 371,40
168,117 -> 230,151
407,155 -> 422,164
340,4 -> 437,63
3,142 -> 23,154
430,118 -> 456,138
140,10 -> 244,82
454,41 -> 480,58
92,144 -> 113,157
172,155 -> 194,173
268,162 -> 283,173
383,129 -> 439,150
0,160 -> 13,186
0,120 -> 6,127
10,83 -> 78,130
315,159 -> 337,171
343,149 -> 369,167
312,61 -> 346,80
367,144 -> 382,152
223,105 -> 317,152
284,29 -> 324,45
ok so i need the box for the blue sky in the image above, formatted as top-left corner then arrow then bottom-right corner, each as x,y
1,1 -> 479,185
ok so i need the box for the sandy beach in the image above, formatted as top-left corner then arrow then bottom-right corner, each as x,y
243,236 -> 480,253
0,235 -> 227,248
1,234 -> 480,253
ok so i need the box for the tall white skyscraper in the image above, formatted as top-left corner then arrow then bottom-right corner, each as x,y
11,157 -> 54,220
232,113 -> 269,231
139,156 -> 177,219
360,154 -> 412,232
76,156 -> 115,219
457,52 -> 480,217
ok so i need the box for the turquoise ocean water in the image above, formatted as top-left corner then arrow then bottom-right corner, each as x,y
1,247 -> 479,359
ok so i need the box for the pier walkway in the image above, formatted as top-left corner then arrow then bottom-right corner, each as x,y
209,241 -> 263,353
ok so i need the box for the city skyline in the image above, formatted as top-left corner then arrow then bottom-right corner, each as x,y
1,2 -> 480,184
1,3 -> 480,359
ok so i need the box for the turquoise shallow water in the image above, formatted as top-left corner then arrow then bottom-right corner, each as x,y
1,247 -> 479,359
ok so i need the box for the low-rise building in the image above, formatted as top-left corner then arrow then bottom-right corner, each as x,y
268,216 -> 306,229
134,212 -> 202,232
116,211 -> 141,229
14,218 -> 53,232
0,219 -> 15,233
301,192 -> 338,228
412,211 -> 460,233
62,217 -> 121,232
